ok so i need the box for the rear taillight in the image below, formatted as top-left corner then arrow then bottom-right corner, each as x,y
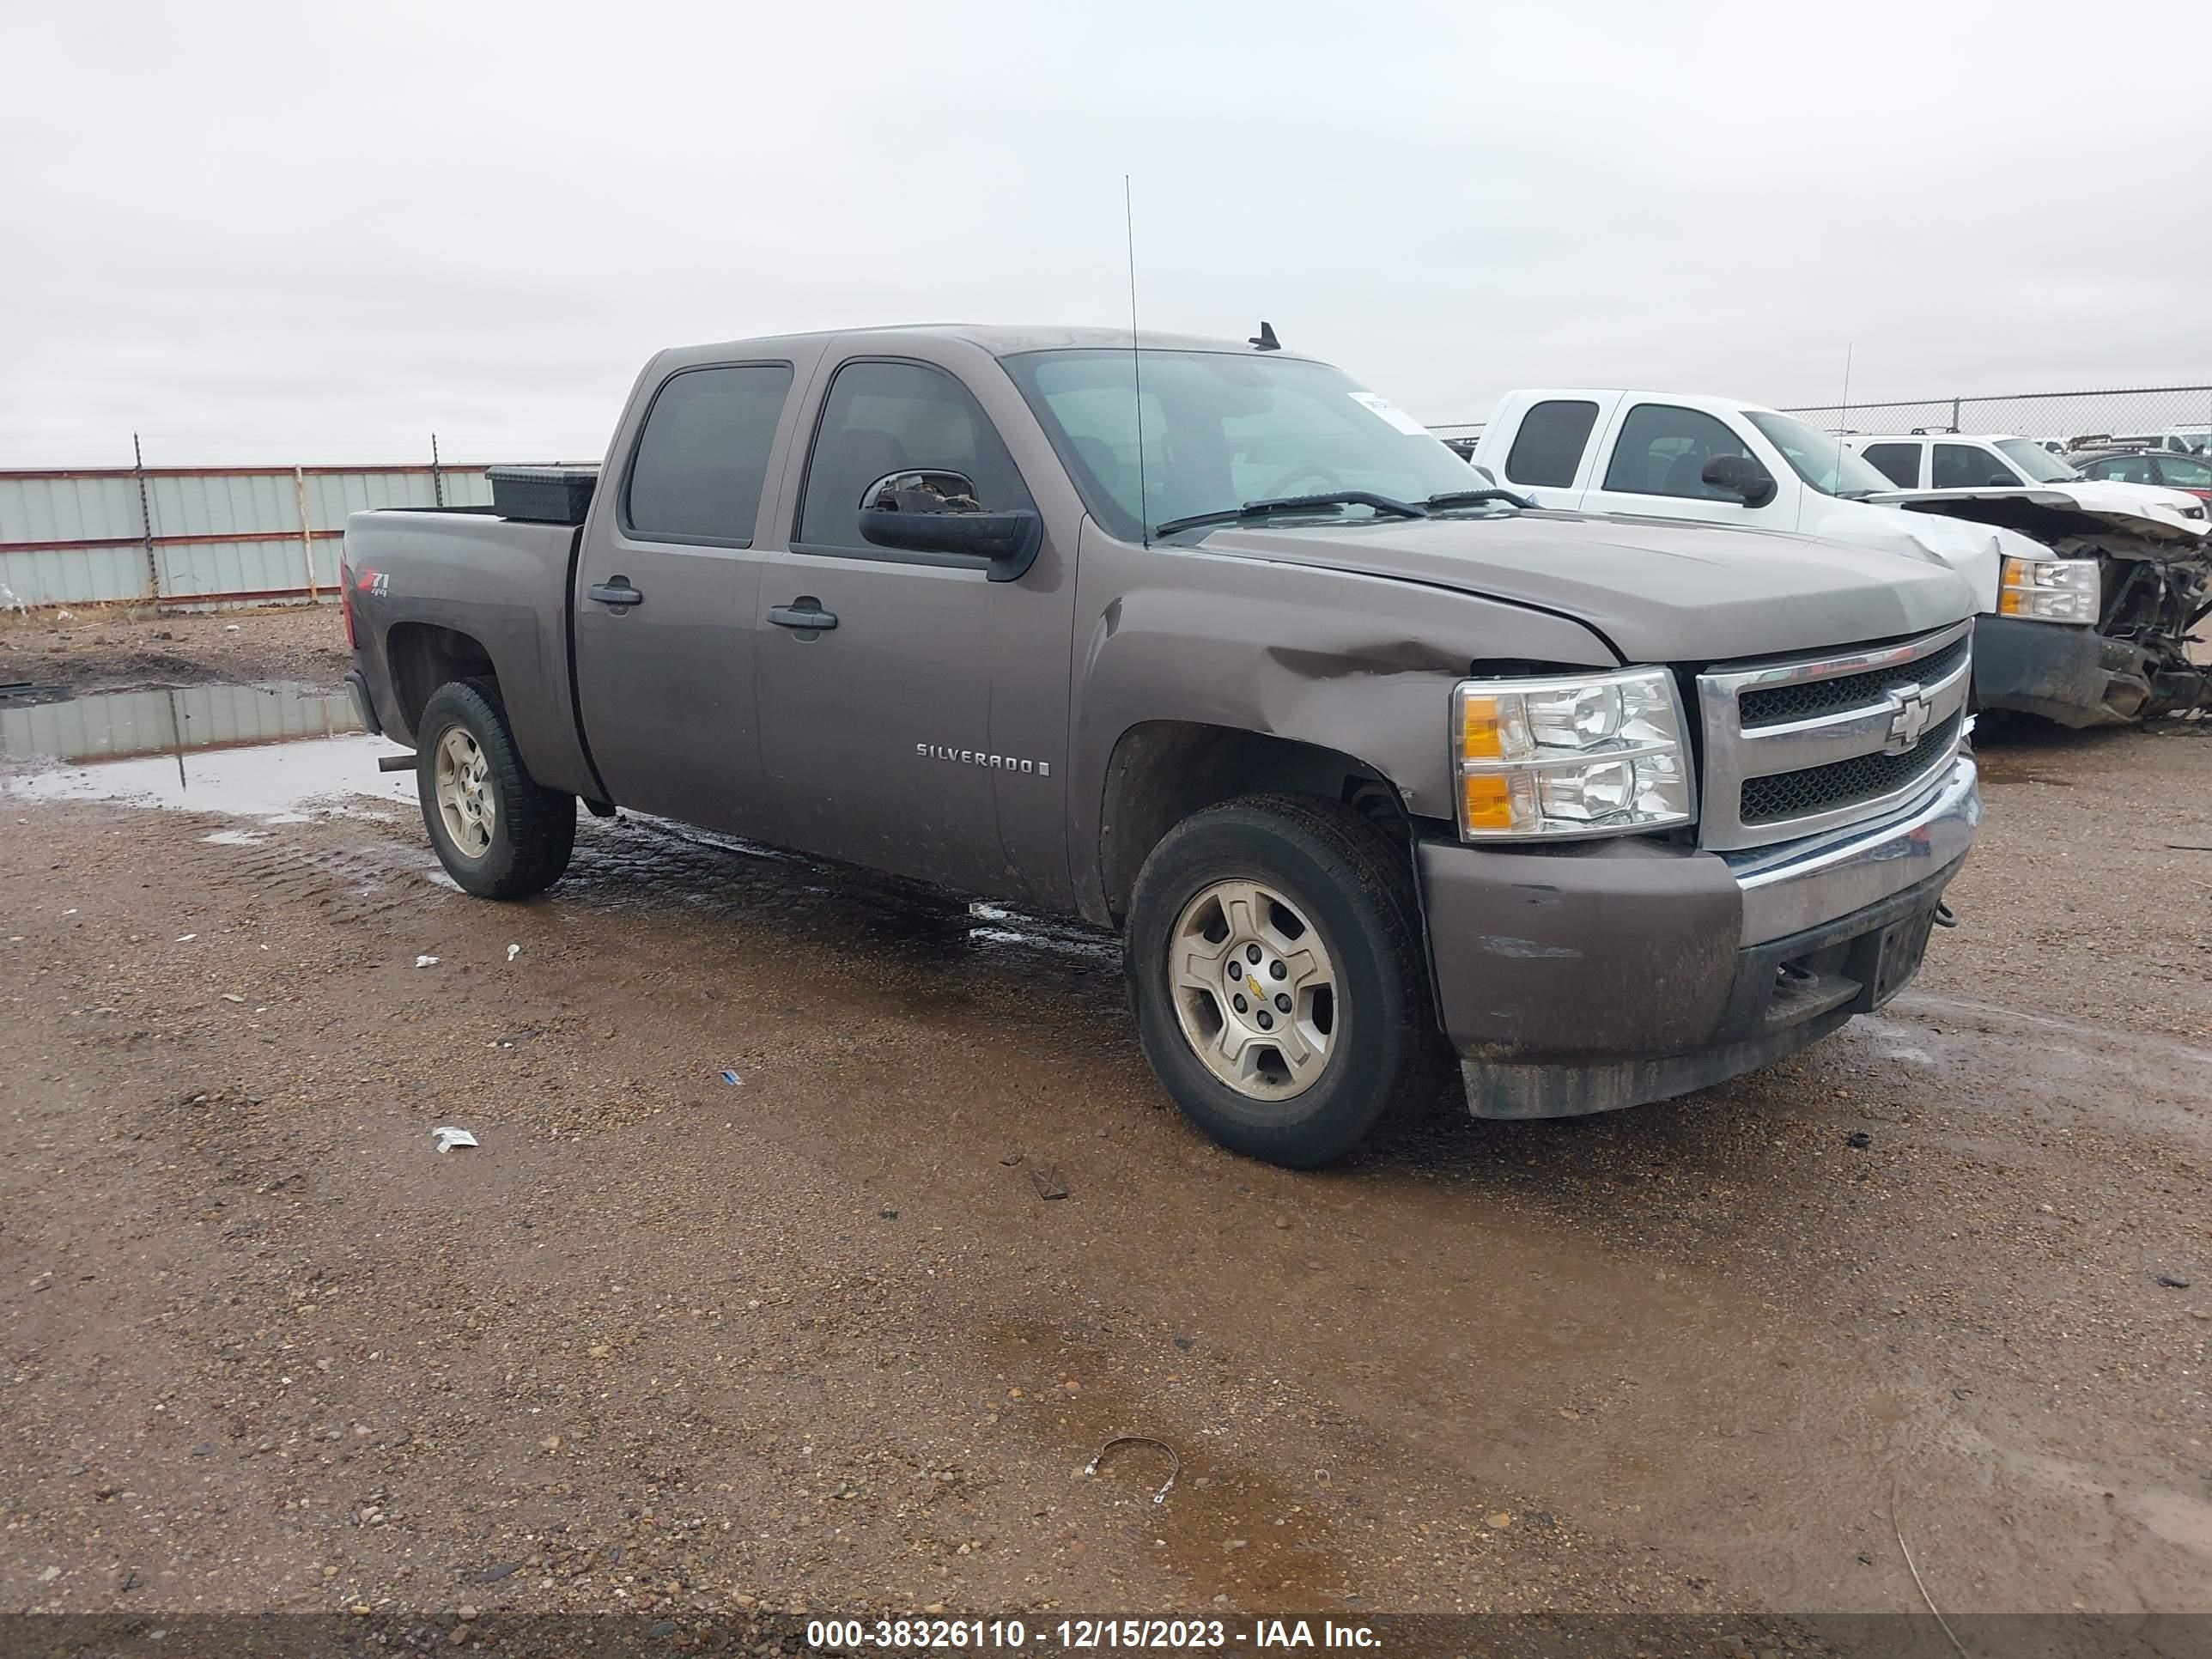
338,559 -> 358,648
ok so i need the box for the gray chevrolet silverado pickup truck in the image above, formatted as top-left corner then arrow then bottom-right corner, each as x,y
342,325 -> 1983,1167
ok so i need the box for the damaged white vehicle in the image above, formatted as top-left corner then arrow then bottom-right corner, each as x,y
1839,431 -> 2209,725
1471,390 -> 2212,727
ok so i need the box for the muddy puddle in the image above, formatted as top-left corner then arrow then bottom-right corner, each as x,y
0,681 -> 415,821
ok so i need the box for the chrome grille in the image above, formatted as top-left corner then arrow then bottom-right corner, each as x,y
1738,634 -> 1971,729
1741,708 -> 1966,823
1696,621 -> 1972,853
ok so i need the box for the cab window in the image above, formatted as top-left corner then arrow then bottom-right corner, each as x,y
1601,404 -> 1751,500
796,360 -> 1033,556
623,364 -> 794,545
1860,442 -> 1921,488
1933,443 -> 2016,489
1504,399 -> 1600,488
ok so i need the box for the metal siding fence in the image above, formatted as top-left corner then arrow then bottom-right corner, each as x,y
0,462 -> 496,611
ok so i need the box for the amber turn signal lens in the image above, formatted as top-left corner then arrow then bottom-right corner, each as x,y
1461,695 -> 1504,759
1461,771 -> 1515,831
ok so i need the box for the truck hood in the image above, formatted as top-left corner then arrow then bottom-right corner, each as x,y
1187,509 -> 1977,663
1866,483 -> 2209,543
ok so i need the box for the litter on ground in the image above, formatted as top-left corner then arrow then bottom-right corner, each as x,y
431,1127 -> 478,1153
415,955 -> 440,968
1083,1436 -> 1181,1504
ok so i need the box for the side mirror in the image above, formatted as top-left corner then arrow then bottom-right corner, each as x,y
858,490 -> 1039,579
1987,472 -> 2015,488
1701,453 -> 1778,508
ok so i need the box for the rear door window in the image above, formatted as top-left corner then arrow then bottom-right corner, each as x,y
623,363 -> 794,544
1600,404 -> 1752,499
1933,443 -> 2016,489
796,360 -> 1033,556
2154,454 -> 2212,488
1859,442 -> 1921,488
1503,399 -> 1600,488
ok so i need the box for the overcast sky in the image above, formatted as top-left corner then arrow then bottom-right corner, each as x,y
3,1 -> 2208,466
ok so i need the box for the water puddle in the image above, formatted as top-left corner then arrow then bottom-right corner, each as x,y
1,681 -> 413,821
1860,996 -> 2212,1146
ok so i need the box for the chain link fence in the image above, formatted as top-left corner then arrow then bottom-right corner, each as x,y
1778,385 -> 2212,450
1430,386 -> 2212,455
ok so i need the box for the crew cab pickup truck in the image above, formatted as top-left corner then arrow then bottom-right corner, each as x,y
1848,430 -> 2209,530
1473,390 -> 2212,726
343,327 -> 1982,1168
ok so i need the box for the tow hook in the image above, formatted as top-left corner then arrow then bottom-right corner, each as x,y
1933,902 -> 1959,930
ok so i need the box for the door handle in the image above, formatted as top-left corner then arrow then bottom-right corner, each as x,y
768,599 -> 838,632
588,576 -> 644,609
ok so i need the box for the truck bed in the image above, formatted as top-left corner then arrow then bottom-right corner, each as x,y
342,509 -> 601,799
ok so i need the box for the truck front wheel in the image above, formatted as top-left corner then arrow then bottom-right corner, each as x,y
416,679 -> 575,900
1127,793 -> 1449,1167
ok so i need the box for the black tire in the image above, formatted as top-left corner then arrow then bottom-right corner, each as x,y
416,678 -> 575,900
1127,793 -> 1452,1168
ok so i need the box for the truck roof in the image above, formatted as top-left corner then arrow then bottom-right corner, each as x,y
656,324 -> 1305,362
1842,432 -> 2032,445
1501,386 -> 1797,415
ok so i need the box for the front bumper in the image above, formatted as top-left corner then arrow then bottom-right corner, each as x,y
1972,614 -> 2148,727
1416,757 -> 1979,1118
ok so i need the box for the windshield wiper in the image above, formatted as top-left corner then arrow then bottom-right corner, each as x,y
1423,488 -> 1535,513
1154,491 -> 1427,539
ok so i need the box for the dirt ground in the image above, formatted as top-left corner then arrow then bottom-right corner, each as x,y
2,611 -> 2209,1632
0,601 -> 350,693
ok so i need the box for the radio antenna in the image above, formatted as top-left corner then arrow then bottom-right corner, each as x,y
1125,174 -> 1149,548
1839,341 -> 1855,432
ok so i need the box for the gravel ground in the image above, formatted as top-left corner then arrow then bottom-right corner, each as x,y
1,613 -> 2208,1626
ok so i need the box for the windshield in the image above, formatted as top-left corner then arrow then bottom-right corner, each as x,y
1995,438 -> 2081,483
1743,410 -> 1897,497
1001,349 -> 1486,541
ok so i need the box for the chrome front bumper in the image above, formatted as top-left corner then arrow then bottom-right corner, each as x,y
1722,756 -> 1981,945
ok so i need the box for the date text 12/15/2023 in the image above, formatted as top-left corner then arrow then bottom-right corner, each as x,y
804,1620 -> 1382,1650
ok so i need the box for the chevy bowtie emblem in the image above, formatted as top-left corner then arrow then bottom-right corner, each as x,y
1883,684 -> 1932,754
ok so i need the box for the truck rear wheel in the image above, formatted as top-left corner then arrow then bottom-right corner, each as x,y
1127,793 -> 1449,1167
416,679 -> 575,900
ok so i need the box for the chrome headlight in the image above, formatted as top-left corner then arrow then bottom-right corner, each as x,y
1998,556 -> 2099,624
1451,667 -> 1695,841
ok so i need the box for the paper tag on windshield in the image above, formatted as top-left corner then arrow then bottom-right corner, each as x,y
1347,392 -> 1430,437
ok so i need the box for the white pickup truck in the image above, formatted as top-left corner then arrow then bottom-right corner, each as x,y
1843,430 -> 2207,532
1471,390 -> 2212,726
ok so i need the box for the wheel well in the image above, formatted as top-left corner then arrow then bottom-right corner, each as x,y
386,623 -> 495,740
1096,721 -> 1406,926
